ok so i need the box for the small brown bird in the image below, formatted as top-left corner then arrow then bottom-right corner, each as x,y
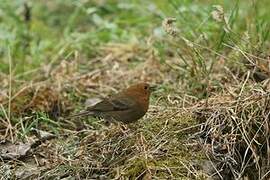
70,83 -> 155,124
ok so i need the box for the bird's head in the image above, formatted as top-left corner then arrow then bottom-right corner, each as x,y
122,83 -> 156,113
124,82 -> 155,99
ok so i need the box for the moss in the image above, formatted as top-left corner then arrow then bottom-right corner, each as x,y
124,158 -> 147,178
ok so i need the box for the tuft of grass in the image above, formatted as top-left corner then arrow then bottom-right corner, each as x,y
194,82 -> 270,179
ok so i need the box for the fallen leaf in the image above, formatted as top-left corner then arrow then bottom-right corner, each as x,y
0,141 -> 31,160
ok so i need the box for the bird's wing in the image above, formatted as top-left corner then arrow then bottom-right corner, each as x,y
110,97 -> 135,111
89,97 -> 135,112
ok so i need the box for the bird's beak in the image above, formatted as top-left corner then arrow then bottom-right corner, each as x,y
149,85 -> 157,92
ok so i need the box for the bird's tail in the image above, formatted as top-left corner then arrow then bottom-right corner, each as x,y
67,110 -> 95,119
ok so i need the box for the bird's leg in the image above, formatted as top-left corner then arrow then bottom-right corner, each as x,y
118,123 -> 130,136
121,124 -> 128,131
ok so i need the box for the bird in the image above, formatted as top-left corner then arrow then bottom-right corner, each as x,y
69,82 -> 155,124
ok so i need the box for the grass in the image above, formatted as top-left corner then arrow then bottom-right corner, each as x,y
0,0 -> 270,179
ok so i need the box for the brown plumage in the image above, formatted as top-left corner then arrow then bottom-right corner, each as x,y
69,83 -> 155,124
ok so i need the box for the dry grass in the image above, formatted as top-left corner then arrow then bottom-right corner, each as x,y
1,38 -> 270,179
0,1 -> 270,178
194,79 -> 270,179
0,42 -> 208,179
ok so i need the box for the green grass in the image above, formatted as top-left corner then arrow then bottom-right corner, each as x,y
0,0 -> 270,179
1,0 -> 269,75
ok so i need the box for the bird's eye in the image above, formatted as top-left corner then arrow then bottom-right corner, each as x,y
144,86 -> 148,90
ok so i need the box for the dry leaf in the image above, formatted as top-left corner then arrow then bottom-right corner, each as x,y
0,141 -> 31,160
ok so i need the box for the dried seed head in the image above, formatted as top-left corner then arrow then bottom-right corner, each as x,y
162,17 -> 178,36
211,5 -> 224,22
